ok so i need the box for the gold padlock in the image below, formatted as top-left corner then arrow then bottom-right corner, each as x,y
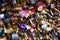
0,37 -> 7,40
0,20 -> 4,27
6,27 -> 14,34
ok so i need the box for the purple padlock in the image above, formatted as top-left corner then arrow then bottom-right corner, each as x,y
54,12 -> 59,16
19,23 -> 26,29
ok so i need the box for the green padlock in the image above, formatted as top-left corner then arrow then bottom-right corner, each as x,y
0,29 -> 4,36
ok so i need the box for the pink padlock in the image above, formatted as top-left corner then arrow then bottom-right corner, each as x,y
38,0 -> 46,9
30,28 -> 34,32
22,10 -> 30,18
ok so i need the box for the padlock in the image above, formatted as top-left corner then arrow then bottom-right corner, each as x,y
39,31 -> 44,40
30,0 -> 36,4
13,12 -> 19,17
12,0 -> 17,5
38,5 -> 43,11
5,13 -> 10,18
11,33 -> 19,40
0,14 -> 5,19
45,0 -> 53,4
0,29 -> 4,37
19,23 -> 26,30
54,11 -> 59,16
4,18 -> 10,23
30,28 -> 34,32
0,20 -> 4,26
11,16 -> 18,21
51,3 -> 55,9
6,27 -> 14,34
0,37 -> 7,40
5,23 -> 14,34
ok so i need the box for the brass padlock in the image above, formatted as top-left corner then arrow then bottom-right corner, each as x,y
0,37 -> 7,40
0,20 -> 4,27
6,27 -> 14,34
